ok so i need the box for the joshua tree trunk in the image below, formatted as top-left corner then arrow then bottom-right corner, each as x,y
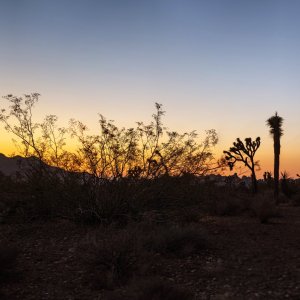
273,131 -> 280,203
251,170 -> 257,194
267,112 -> 283,205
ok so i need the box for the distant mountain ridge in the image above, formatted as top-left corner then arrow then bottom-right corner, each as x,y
0,153 -> 45,176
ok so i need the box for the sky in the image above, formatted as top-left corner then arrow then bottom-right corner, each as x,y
1,0 -> 300,177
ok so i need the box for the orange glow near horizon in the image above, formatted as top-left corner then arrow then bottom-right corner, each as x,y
0,93 -> 298,179
1,125 -> 299,179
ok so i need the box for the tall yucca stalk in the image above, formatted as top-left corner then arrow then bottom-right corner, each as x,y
266,112 -> 283,204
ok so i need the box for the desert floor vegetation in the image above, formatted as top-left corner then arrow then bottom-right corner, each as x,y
0,96 -> 300,299
1,177 -> 300,299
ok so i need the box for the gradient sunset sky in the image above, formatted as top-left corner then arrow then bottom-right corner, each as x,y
1,0 -> 300,177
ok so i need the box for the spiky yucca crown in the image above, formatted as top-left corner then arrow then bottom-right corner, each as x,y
267,112 -> 283,136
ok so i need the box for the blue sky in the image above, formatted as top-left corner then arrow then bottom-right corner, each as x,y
1,0 -> 300,176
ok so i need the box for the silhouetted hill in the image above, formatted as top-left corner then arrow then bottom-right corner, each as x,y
0,153 -> 51,177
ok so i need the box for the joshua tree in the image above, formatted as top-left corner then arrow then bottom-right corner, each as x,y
223,137 -> 261,193
266,112 -> 283,204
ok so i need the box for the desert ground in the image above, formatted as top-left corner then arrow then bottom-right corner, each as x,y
1,196 -> 299,300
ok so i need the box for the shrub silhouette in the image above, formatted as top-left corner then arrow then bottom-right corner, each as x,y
144,224 -> 207,258
1,94 -> 220,180
0,94 -> 222,222
263,171 -> 273,188
84,229 -> 143,289
69,102 -> 220,179
251,192 -> 278,223
281,171 -> 296,199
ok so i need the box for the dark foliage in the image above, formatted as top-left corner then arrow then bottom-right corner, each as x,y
84,229 -> 144,289
280,171 -> 296,199
144,224 -> 208,258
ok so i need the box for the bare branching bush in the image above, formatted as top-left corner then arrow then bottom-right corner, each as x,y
0,94 -> 77,172
135,104 -> 219,178
1,94 -> 221,222
0,94 -> 43,159
0,94 -> 83,219
69,102 -> 219,180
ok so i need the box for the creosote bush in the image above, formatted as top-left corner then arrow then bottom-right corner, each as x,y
208,192 -> 251,216
0,94 -> 220,180
83,229 -> 145,289
83,223 -> 208,293
251,192 -> 279,223
0,94 -> 223,222
144,224 -> 208,258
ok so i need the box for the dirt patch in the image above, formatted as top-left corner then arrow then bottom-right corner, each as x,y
1,206 -> 300,299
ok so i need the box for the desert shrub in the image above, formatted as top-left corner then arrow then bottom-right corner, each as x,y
74,180 -> 140,225
104,277 -> 194,300
0,175 -> 28,223
84,229 -> 145,289
251,193 -> 279,223
15,174 -> 65,220
211,197 -> 240,216
0,172 -> 17,192
126,176 -> 211,222
0,194 -> 18,224
73,176 -> 207,226
280,173 -> 297,200
0,95 -> 223,223
0,244 -> 19,283
144,224 -> 207,258
171,206 -> 201,224
3,172 -> 211,224
208,191 -> 250,216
